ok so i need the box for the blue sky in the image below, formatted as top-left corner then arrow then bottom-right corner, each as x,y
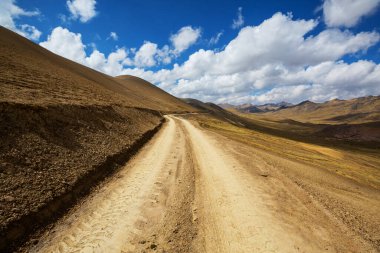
1,0 -> 380,104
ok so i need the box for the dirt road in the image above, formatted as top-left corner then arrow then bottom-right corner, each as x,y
26,116 -> 378,253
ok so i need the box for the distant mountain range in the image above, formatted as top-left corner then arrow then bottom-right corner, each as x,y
219,96 -> 380,122
185,96 -> 380,142
262,96 -> 380,124
219,102 -> 293,113
220,96 -> 380,125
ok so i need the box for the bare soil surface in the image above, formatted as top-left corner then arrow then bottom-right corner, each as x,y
23,116 -> 379,253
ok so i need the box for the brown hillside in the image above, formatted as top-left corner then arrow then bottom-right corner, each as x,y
0,26 -> 193,252
115,75 -> 193,112
0,26 -> 193,111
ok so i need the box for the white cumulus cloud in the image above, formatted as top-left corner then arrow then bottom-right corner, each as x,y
40,27 -> 87,64
323,0 -> 380,27
0,0 -> 41,41
122,13 -> 380,104
170,26 -> 201,54
39,26 -> 133,76
164,13 -> 379,78
126,26 -> 203,67
134,41 -> 159,67
67,0 -> 97,23
38,12 -> 380,105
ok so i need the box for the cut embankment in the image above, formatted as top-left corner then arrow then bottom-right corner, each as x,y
0,102 -> 163,252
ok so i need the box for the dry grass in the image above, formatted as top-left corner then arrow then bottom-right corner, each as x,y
228,107 -> 380,144
191,114 -> 380,190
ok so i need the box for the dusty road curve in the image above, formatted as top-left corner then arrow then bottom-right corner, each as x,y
27,115 -> 377,253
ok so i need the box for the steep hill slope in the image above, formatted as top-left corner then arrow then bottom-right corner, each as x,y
115,75 -> 193,112
182,98 -> 251,127
0,27 -> 193,111
0,26 -> 194,251
182,98 -> 227,113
